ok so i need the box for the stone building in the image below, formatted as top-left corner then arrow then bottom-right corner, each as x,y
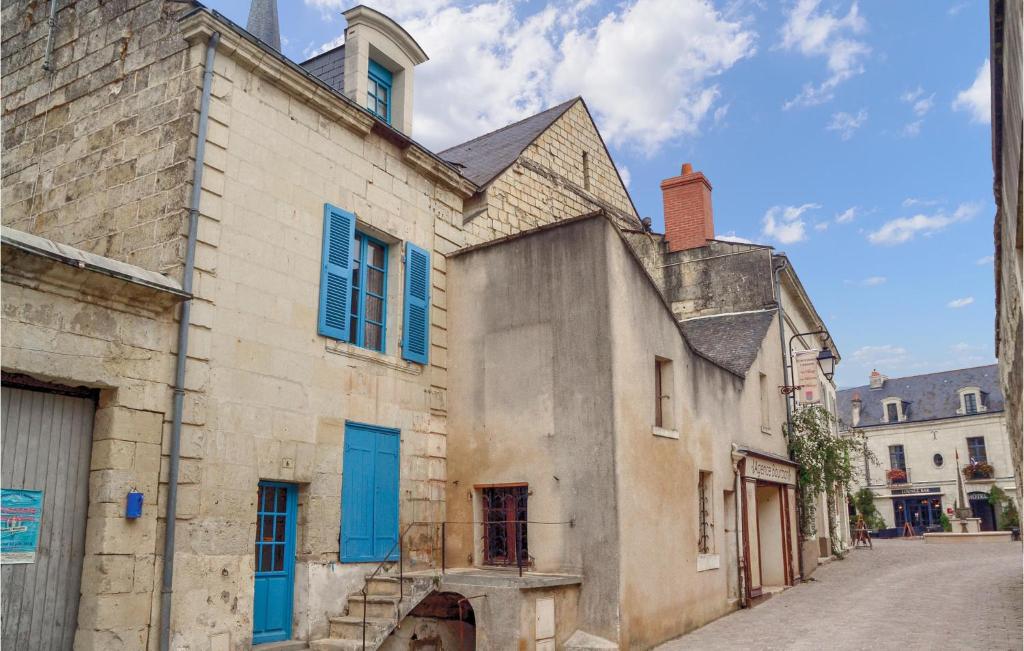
624,164 -> 849,570
837,366 -> 1017,532
1,1 -> 833,650
991,0 -> 1022,505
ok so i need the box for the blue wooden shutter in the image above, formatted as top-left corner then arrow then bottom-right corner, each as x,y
401,242 -> 430,364
318,204 -> 355,341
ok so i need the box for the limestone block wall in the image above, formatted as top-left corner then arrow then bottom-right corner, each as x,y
856,413 -> 1017,529
159,17 -> 472,645
1,260 -> 180,650
460,100 -> 638,243
1,0 -> 196,277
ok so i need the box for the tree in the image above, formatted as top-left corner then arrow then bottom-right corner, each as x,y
989,486 -> 1020,530
852,487 -> 886,531
786,405 -> 876,556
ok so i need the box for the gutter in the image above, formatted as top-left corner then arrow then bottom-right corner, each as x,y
159,29 -> 219,651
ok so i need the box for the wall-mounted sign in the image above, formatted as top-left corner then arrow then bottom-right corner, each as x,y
793,349 -> 822,405
1,489 -> 44,564
747,458 -> 797,485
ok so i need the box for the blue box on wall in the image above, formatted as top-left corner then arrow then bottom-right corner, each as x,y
126,491 -> 144,519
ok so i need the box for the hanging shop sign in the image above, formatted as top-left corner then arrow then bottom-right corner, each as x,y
1,489 -> 44,564
793,349 -> 822,405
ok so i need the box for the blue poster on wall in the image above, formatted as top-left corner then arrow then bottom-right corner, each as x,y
1,489 -> 44,564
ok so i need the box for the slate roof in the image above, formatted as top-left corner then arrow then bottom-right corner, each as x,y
300,45 -> 345,95
836,364 -> 1004,429
679,310 -> 776,377
439,98 -> 579,187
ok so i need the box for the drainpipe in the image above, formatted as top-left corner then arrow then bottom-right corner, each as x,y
773,255 -> 804,581
160,30 -> 220,651
42,0 -> 59,72
731,445 -> 747,608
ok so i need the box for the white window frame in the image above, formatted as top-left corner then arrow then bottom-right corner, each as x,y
956,387 -> 986,415
881,397 -> 905,423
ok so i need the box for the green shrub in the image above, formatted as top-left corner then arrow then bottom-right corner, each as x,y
939,513 -> 951,532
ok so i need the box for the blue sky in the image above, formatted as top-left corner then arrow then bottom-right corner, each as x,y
204,0 -> 996,387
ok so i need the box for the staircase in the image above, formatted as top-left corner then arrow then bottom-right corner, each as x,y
309,570 -> 436,651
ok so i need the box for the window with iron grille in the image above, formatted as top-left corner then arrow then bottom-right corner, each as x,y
481,486 -> 528,566
698,471 -> 713,554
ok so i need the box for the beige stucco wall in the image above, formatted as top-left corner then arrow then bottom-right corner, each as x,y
854,412 -> 1016,527
448,216 -> 794,649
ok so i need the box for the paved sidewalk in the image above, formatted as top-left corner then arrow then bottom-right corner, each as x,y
657,539 -> 1023,651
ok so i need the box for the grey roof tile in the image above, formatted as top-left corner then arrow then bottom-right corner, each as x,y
439,98 -> 579,187
680,310 -> 776,377
301,45 -> 345,95
836,364 -> 1003,428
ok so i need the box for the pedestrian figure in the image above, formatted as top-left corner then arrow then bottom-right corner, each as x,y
853,515 -> 872,549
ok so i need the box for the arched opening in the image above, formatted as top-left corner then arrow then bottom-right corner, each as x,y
380,591 -> 476,650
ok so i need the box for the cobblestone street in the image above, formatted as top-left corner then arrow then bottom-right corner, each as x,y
658,539 -> 1023,651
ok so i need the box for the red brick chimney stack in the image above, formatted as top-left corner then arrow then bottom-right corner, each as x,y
661,162 -> 714,252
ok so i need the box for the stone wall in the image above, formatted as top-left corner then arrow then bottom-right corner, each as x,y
2,0 -> 196,278
993,0 -> 1022,504
459,99 -> 639,243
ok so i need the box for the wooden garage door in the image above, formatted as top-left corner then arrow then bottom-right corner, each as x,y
1,385 -> 94,650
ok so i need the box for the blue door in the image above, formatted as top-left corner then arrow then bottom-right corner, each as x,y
341,423 -> 400,562
253,482 -> 297,644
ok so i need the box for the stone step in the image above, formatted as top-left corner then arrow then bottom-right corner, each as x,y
364,575 -> 405,596
253,642 -> 310,651
346,594 -> 400,619
328,615 -> 392,642
308,640 -> 365,651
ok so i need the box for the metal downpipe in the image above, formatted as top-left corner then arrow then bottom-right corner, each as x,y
42,0 -> 59,72
773,256 -> 804,582
160,31 -> 220,651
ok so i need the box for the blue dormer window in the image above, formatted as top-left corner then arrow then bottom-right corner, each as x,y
367,59 -> 392,124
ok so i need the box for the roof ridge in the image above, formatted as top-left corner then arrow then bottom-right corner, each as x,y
837,363 -> 999,393
439,97 -> 580,155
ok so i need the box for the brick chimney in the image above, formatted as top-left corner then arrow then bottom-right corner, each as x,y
661,163 -> 714,252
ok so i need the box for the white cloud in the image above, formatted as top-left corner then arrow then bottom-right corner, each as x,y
948,2 -> 969,16
861,275 -> 886,286
813,222 -> 829,231
553,0 -> 757,153
952,59 -> 991,124
901,197 -> 942,208
717,231 -> 754,244
867,202 -> 981,245
976,255 -> 994,265
900,86 -> 934,116
618,165 -> 631,188
947,296 -> 974,308
761,203 -> 819,244
901,120 -> 923,137
826,109 -> 867,140
851,344 -> 908,366
308,0 -> 757,152
779,0 -> 869,109
835,207 -> 856,223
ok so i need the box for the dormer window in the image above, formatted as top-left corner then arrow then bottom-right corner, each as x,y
956,387 -> 986,415
367,59 -> 392,124
882,397 -> 905,423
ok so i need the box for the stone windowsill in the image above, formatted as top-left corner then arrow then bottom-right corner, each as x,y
652,426 -> 680,440
697,554 -> 720,572
324,339 -> 423,375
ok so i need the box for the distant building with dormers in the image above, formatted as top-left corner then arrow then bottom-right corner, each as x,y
838,365 -> 1016,533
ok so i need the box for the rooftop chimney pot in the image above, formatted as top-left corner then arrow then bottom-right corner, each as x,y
661,163 -> 714,253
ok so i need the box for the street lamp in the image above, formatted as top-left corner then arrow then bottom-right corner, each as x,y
816,348 -> 836,381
